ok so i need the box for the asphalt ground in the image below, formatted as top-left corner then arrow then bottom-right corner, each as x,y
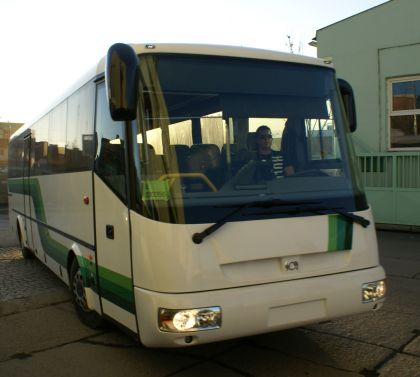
0,211 -> 419,377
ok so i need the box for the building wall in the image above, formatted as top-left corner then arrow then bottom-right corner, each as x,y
316,0 -> 420,154
316,0 -> 420,227
0,122 -> 23,205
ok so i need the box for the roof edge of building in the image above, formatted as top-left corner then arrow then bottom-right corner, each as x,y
316,0 -> 393,33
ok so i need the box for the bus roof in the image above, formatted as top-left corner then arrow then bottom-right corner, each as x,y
95,43 -> 332,81
12,43 -> 332,140
109,43 -> 329,70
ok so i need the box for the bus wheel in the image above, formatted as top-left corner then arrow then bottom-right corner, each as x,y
70,259 -> 104,329
18,225 -> 33,259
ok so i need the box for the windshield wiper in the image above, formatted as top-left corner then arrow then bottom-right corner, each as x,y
309,207 -> 370,228
191,199 -> 318,244
192,200 -> 370,244
258,205 -> 370,228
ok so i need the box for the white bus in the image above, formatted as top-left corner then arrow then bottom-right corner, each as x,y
8,43 -> 386,347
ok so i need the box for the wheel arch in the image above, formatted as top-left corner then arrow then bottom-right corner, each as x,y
67,243 -> 103,322
67,244 -> 89,284
67,249 -> 77,280
16,215 -> 27,246
67,243 -> 100,313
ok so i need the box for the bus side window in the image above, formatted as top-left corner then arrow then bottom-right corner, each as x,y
94,82 -> 127,202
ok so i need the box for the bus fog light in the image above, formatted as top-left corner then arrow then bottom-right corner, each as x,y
362,280 -> 386,303
159,307 -> 221,332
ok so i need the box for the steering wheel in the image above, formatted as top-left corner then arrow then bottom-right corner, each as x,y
158,173 -> 217,192
233,160 -> 277,184
233,160 -> 258,185
289,169 -> 329,177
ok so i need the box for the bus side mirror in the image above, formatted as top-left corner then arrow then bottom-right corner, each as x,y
106,43 -> 139,121
338,78 -> 357,133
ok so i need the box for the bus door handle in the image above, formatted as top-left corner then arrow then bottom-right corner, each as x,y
106,225 -> 114,240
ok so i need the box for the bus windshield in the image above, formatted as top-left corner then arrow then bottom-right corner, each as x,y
132,54 -> 367,224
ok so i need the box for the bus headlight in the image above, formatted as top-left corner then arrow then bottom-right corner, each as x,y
159,307 -> 222,332
362,280 -> 386,303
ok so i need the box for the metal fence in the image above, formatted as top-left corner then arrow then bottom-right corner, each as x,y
358,153 -> 420,226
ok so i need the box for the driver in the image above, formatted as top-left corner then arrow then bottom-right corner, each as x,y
255,125 -> 294,178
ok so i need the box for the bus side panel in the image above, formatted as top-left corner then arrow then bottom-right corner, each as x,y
93,175 -> 137,333
16,172 -> 95,282
8,179 -> 34,251
34,172 -> 95,246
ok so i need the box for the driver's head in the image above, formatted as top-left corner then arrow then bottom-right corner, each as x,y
255,125 -> 273,153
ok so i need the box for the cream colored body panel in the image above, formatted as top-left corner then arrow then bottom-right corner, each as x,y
6,172 -> 95,249
131,208 -> 378,293
8,173 -> 99,306
93,175 -> 135,326
93,175 -> 131,278
36,173 -> 94,245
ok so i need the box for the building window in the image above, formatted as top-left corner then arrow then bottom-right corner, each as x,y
389,76 -> 420,149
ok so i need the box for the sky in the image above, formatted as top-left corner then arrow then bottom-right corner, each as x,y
0,0 -> 388,124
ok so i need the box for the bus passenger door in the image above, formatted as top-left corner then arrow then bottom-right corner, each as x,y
22,134 -> 34,248
93,82 -> 137,333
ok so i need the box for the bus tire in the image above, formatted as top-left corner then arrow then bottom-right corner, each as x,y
69,258 -> 104,329
18,225 -> 33,259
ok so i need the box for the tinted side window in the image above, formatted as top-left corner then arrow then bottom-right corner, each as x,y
48,100 -> 67,173
66,82 -> 95,171
32,115 -> 49,175
8,136 -> 23,178
95,82 -> 127,202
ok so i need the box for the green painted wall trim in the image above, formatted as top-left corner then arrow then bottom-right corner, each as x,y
328,214 -> 353,251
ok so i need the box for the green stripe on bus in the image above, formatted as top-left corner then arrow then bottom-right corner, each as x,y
9,178 -> 68,266
98,265 -> 135,313
9,177 -> 135,314
328,214 -> 353,251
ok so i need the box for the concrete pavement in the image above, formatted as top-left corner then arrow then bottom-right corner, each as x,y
0,211 -> 419,376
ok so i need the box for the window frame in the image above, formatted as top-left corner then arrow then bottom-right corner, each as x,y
388,75 -> 420,151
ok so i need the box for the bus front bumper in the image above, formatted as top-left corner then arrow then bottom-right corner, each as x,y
134,265 -> 385,348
